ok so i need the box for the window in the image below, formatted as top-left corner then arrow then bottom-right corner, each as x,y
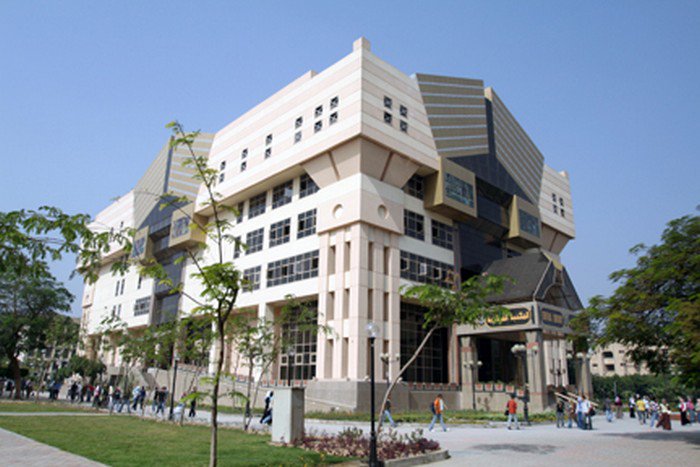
220,161 -> 226,170
294,131 -> 302,143
279,302 -> 318,381
431,219 -> 453,250
552,204 -> 558,214
384,96 -> 392,109
267,250 -> 319,287
560,209 -> 566,218
171,217 -> 189,238
120,279 -> 125,295
236,202 -> 244,223
134,297 -> 150,316
218,173 -> 225,183
269,218 -> 291,247
314,120 -> 322,133
330,96 -> 339,109
137,274 -> 143,290
233,236 -> 242,259
400,251 -> 453,287
559,196 -> 564,206
315,105 -> 323,117
299,174 -> 319,198
551,193 -> 557,202
518,210 -> 541,237
295,116 -> 303,129
384,112 -> 392,125
400,120 -> 408,132
115,281 -> 120,296
403,174 -> 424,199
248,193 -> 266,219
117,304 -> 122,318
603,351 -> 614,358
265,147 -> 272,159
401,302 -> 448,383
444,173 -> 474,207
404,210 -> 425,240
241,149 -> 248,159
329,112 -> 338,125
246,228 -> 264,254
272,180 -> 293,208
243,266 -> 261,292
265,134 -> 273,145
297,209 -> 317,238
400,105 -> 408,118
240,161 -> 247,172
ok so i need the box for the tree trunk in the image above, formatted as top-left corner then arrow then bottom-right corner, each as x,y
209,329 -> 225,467
36,343 -> 57,401
377,325 -> 437,431
9,355 -> 22,400
243,357 -> 254,430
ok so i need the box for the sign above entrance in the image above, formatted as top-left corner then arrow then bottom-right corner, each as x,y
486,307 -> 532,327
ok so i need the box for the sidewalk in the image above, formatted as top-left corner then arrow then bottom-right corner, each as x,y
0,427 -> 105,466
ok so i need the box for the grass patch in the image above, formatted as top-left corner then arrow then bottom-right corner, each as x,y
0,415 -> 346,466
0,401 -> 93,413
306,409 -> 556,424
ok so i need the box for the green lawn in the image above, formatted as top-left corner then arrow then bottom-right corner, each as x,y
306,409 -> 556,424
0,415 -> 345,466
0,401 -> 93,413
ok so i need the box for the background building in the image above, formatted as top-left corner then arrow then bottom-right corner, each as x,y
81,38 -> 587,411
590,343 -> 649,377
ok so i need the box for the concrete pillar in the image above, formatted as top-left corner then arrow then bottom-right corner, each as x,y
525,330 -> 548,411
459,336 -> 476,409
271,387 -> 305,444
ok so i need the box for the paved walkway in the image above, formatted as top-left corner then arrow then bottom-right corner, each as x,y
0,427 -> 104,466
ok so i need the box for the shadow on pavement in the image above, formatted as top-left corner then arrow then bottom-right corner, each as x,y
601,430 -> 700,448
471,444 -> 557,454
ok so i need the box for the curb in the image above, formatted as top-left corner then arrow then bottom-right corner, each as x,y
385,450 -> 450,466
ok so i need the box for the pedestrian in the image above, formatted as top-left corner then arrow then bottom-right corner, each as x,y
649,398 -> 659,428
156,386 -> 167,417
657,399 -> 672,430
188,387 -> 198,419
428,394 -> 448,432
567,399 -> 577,428
506,393 -> 520,430
556,398 -> 566,428
604,397 -> 613,423
629,395 -> 636,418
260,390 -> 273,425
614,395 -> 623,419
384,397 -> 397,428
679,397 -> 690,426
687,397 -> 696,424
636,397 -> 647,425
583,395 -> 593,430
576,395 -> 585,429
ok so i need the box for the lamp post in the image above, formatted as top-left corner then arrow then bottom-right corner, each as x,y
464,360 -> 482,410
367,322 -> 381,467
511,344 -> 530,426
168,354 -> 180,421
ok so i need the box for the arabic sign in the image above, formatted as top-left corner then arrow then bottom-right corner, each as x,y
486,307 -> 531,327
541,308 -> 565,328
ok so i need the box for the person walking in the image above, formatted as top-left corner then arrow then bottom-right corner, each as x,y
428,394 -> 448,432
506,394 -> 520,430
260,391 -> 273,425
555,399 -> 566,428
583,395 -> 593,430
687,397 -> 696,424
384,397 -> 398,428
567,399 -> 577,428
604,397 -> 613,423
156,386 -> 168,417
614,395 -> 623,419
629,395 -> 636,418
576,395 -> 585,429
649,398 -> 659,428
188,387 -> 197,419
657,399 -> 672,430
636,397 -> 647,425
679,397 -> 690,426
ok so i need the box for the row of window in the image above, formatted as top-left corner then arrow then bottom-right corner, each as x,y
551,193 -> 567,218
403,209 -> 454,250
238,174 -> 319,222
266,250 -> 320,287
236,209 -> 318,258
400,251 -> 454,288
383,95 -> 409,133
134,297 -> 150,316
114,278 -> 125,297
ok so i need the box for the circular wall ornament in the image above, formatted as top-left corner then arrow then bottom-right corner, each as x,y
333,204 -> 344,219
377,205 -> 388,219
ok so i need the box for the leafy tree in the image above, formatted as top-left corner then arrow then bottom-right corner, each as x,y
62,355 -> 106,383
33,314 -> 79,399
377,273 -> 510,430
584,215 -> 699,386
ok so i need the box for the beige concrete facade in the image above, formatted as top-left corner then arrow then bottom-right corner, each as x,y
590,343 -> 649,377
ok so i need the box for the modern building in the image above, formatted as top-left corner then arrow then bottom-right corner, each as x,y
81,38 -> 586,412
589,343 -> 649,377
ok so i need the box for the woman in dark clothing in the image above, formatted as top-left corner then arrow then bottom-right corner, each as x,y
679,397 -> 690,426
188,388 -> 197,418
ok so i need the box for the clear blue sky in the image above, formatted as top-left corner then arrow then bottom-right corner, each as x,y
1,1 -> 698,316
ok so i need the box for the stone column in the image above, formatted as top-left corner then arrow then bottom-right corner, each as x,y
525,330 -> 548,411
459,336 -> 476,409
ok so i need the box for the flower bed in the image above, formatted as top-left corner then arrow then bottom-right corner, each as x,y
295,427 -> 440,460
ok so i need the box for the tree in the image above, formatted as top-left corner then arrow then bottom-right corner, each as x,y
377,273 -> 510,430
0,269 -> 72,398
33,314 -> 79,400
584,215 -> 700,386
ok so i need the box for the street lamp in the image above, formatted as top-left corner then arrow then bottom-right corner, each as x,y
463,360 -> 483,410
510,344 -> 530,426
168,354 -> 180,421
366,322 -> 381,467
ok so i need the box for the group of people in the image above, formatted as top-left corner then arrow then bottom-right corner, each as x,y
555,394 -> 594,429
0,378 -> 33,399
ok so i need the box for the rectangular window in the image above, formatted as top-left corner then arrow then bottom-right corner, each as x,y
404,210 -> 425,241
294,131 -> 302,143
267,250 -> 319,287
265,134 -> 273,145
297,209 -> 317,239
384,112 -> 392,125
243,266 -> 261,292
403,174 -> 424,199
269,218 -> 291,247
236,202 -> 244,223
431,219 -> 453,250
240,161 -> 247,172
400,105 -> 408,118
518,210 -> 541,237
329,112 -> 338,125
278,301 -> 318,381
120,279 -> 125,295
115,281 -> 120,296
444,173 -> 475,207
265,147 -> 271,159
233,236 -> 242,259
272,180 -> 293,209
246,228 -> 264,254
399,251 -> 453,288
400,120 -> 408,132
551,193 -> 557,202
552,204 -> 558,214
559,196 -> 564,206
248,193 -> 266,219
299,174 -> 319,198
137,274 -> 143,290
295,116 -> 303,129
241,149 -> 248,159
330,96 -> 339,109
315,105 -> 323,117
384,96 -> 392,109
561,209 -> 566,218
314,120 -> 322,133
220,161 -> 226,170
218,173 -> 225,183
134,297 -> 150,316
